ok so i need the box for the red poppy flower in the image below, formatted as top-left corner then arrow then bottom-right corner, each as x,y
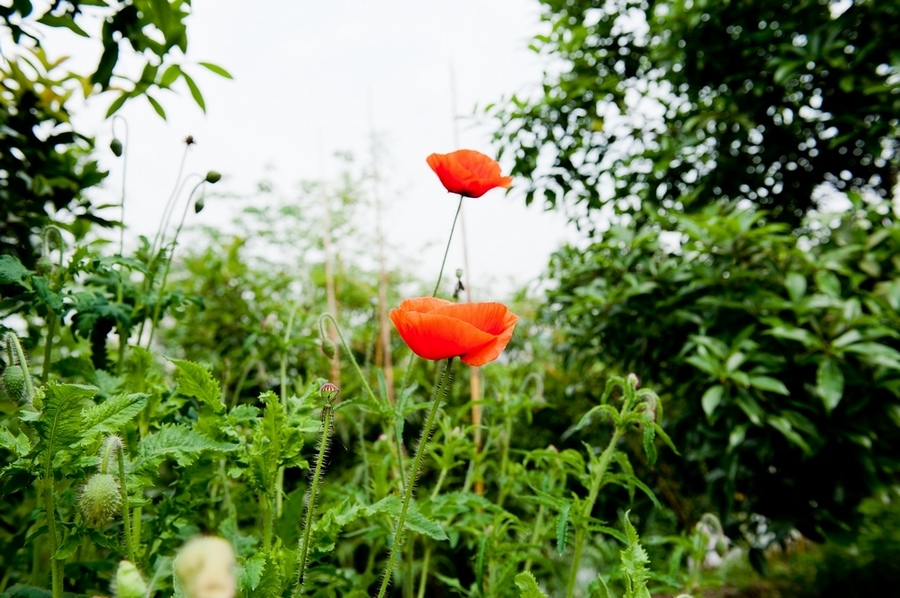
426,150 -> 513,198
390,297 -> 518,367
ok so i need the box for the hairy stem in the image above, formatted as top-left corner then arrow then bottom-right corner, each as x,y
431,196 -> 463,297
43,454 -> 61,598
377,358 -> 454,598
294,403 -> 334,595
116,449 -> 135,563
566,428 -> 623,598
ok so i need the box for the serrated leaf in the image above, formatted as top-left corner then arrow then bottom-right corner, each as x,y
199,61 -> 234,79
238,552 -> 266,591
367,496 -> 448,541
556,503 -> 570,555
515,571 -> 548,597
169,358 -> 223,412
817,359 -> 844,412
620,511 -> 651,598
79,393 -> 147,446
0,254 -> 33,289
135,424 -> 236,473
35,383 -> 97,462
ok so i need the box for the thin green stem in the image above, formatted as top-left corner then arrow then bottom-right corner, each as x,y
565,428 -> 623,598
431,196 -> 463,297
276,303 -> 299,519
318,314 -> 378,405
116,449 -> 135,563
261,492 -> 273,552
416,544 -> 432,598
41,312 -> 57,383
377,358 -> 454,598
294,403 -> 334,595
43,454 -> 61,598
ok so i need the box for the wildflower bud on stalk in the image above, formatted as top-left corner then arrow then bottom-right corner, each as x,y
320,382 -> 339,403
627,372 -> 641,389
35,255 -> 54,277
320,338 -> 336,359
110,138 -> 124,157
205,170 -> 221,184
2,365 -> 27,402
79,473 -> 122,528
194,197 -> 205,213
114,560 -> 148,598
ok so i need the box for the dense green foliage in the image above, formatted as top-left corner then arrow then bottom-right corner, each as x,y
493,0 -> 899,226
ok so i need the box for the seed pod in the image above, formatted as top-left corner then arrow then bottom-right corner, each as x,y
78,473 -> 122,528
114,560 -> 148,598
2,365 -> 26,402
110,138 -> 124,157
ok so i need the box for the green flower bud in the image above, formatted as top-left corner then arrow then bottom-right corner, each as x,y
321,338 -> 335,359
2,365 -> 26,402
455,268 -> 463,279
35,255 -> 54,276
194,197 -> 205,213
114,560 -> 148,598
78,473 -> 121,528
110,138 -> 124,157
205,171 -> 221,184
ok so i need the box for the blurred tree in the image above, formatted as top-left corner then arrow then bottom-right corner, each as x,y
493,0 -> 899,228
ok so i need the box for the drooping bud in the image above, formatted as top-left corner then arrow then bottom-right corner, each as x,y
205,171 -> 221,184
173,536 -> 236,598
319,382 -> 339,403
455,268 -> 463,279
627,372 -> 641,389
2,365 -> 27,402
110,138 -> 124,157
114,560 -> 148,598
194,197 -> 205,213
320,338 -> 335,359
100,434 -> 124,474
35,255 -> 54,276
79,473 -> 122,527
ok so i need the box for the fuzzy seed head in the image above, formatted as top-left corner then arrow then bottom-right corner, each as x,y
114,560 -> 148,598
79,473 -> 122,527
2,365 -> 27,402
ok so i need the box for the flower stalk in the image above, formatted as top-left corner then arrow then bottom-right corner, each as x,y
377,357 -> 455,598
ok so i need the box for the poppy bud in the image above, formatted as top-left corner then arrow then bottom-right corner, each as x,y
78,473 -> 122,527
1,365 -> 26,402
320,382 -> 339,403
194,197 -> 205,213
321,338 -> 335,359
205,171 -> 221,184
627,372 -> 640,389
114,560 -> 148,598
110,138 -> 124,157
455,269 -> 463,279
185,135 -> 195,146
35,255 -> 53,276
715,538 -> 728,556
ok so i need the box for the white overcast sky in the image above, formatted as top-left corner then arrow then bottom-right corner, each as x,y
41,0 -> 578,299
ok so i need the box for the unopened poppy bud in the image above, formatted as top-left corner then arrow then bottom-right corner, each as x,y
114,560 -> 148,598
79,473 -> 122,527
110,138 -> 124,157
627,372 -> 640,388
455,268 -> 463,279
715,538 -> 728,556
35,255 -> 54,276
205,171 -> 221,184
321,338 -> 335,359
194,197 -> 205,213
320,383 -> 339,403
2,365 -> 26,402
185,135 -> 195,146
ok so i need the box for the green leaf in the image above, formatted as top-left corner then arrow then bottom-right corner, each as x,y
199,61 -> 234,79
0,254 -> 33,289
817,359 -> 844,412
748,376 -> 789,396
79,392 -> 147,446
36,13 -> 89,36
159,64 -> 182,87
514,571 -> 548,598
785,272 -> 807,302
169,358 -> 223,412
238,552 -> 267,591
619,511 -> 651,598
35,383 -> 97,460
766,415 -> 811,454
105,92 -> 129,118
135,424 -> 236,473
556,503 -> 570,555
146,95 -> 167,120
814,270 -> 841,298
181,71 -> 206,112
701,385 -> 724,417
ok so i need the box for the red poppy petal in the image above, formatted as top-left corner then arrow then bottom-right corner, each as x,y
390,309 -> 495,361
397,297 -> 455,314
429,302 -> 516,335
460,318 -> 517,366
